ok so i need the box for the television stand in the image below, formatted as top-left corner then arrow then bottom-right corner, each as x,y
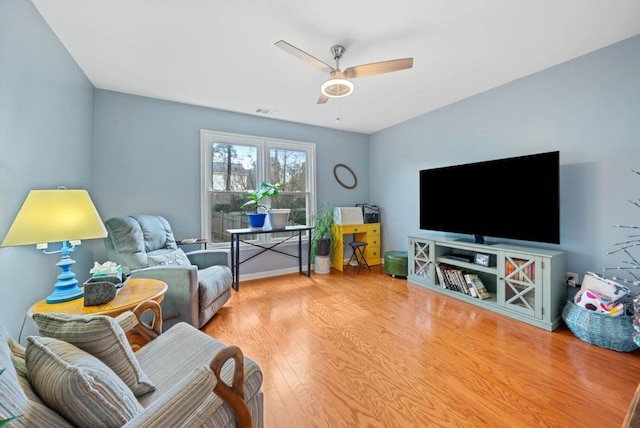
407,233 -> 566,331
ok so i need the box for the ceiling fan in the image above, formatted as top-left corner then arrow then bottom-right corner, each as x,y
275,40 -> 414,104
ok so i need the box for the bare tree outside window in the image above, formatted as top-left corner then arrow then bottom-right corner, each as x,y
270,148 -> 308,226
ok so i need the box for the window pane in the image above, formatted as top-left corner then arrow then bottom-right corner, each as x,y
272,194 -> 308,225
212,144 -> 257,192
270,148 -> 307,192
208,192 -> 256,243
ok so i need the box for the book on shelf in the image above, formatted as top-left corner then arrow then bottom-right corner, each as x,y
436,263 -> 454,290
468,284 -> 478,298
456,270 -> 470,295
436,263 -> 475,295
443,265 -> 458,291
445,265 -> 463,293
435,264 -> 447,289
464,273 -> 491,300
505,258 -> 535,283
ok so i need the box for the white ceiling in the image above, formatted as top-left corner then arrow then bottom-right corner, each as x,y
31,0 -> 640,134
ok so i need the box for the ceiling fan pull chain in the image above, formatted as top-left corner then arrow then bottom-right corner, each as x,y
335,98 -> 341,124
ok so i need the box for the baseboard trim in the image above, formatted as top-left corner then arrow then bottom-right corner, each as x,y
239,266 -> 303,282
238,259 -> 383,282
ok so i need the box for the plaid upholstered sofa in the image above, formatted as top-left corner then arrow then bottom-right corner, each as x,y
0,305 -> 263,427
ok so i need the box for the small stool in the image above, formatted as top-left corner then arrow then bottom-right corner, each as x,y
384,251 -> 408,278
347,241 -> 370,273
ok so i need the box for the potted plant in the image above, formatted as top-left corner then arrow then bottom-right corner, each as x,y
242,182 -> 289,229
311,205 -> 336,273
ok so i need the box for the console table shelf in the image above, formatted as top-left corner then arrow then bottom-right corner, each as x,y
408,233 -> 566,331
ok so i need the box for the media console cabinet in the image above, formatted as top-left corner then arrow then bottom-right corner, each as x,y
408,234 -> 566,331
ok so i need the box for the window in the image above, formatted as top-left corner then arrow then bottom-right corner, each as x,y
200,130 -> 316,245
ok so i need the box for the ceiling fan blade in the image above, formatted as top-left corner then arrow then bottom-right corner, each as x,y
317,93 -> 329,104
344,58 -> 413,79
275,40 -> 334,73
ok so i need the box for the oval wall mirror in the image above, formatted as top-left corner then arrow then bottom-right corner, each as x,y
333,164 -> 357,189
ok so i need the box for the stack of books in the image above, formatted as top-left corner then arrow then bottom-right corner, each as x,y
435,263 -> 491,299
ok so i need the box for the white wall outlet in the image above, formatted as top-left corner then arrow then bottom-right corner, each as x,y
565,272 -> 580,287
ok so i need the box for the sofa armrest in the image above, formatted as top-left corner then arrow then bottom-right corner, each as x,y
132,300 -> 163,338
115,310 -> 139,333
123,345 -> 253,428
186,249 -> 231,269
116,301 -> 163,350
122,366 -> 217,428
129,266 -> 199,328
209,345 -> 253,428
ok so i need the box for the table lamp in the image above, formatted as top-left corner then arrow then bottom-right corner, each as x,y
2,188 -> 108,303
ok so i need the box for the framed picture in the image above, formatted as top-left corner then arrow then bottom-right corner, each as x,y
474,252 -> 491,267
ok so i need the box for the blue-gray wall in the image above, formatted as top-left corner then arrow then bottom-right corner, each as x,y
0,0 -> 95,338
93,90 -> 369,233
92,90 -> 370,274
370,35 -> 640,282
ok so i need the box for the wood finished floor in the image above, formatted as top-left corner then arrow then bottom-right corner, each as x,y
202,266 -> 640,428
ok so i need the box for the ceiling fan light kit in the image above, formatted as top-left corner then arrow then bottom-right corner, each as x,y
321,77 -> 354,98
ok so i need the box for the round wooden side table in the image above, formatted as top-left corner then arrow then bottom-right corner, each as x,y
29,278 -> 168,317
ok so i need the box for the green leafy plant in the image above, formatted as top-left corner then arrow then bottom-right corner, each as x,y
242,182 -> 283,212
310,205 -> 336,259
0,367 -> 21,427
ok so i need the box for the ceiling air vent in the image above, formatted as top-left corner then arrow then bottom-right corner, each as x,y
255,108 -> 276,115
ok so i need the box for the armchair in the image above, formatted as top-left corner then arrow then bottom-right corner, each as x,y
0,301 -> 264,427
103,215 -> 232,330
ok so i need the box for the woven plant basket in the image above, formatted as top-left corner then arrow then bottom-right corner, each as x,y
562,300 -> 638,352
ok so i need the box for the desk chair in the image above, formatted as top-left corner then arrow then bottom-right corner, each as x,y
347,241 -> 370,273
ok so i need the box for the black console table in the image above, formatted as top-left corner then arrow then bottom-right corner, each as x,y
227,225 -> 314,290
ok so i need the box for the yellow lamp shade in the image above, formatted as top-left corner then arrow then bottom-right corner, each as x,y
2,189 -> 107,247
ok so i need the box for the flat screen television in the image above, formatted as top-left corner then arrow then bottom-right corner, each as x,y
419,151 -> 560,245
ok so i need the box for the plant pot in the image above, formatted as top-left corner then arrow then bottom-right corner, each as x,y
316,238 -> 331,257
314,255 -> 331,274
247,212 -> 267,229
267,209 -> 290,230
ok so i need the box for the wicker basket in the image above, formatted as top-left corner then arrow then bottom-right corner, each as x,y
562,300 -> 638,352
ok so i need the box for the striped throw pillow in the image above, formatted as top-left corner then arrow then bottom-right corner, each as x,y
32,313 -> 155,396
26,336 -> 143,428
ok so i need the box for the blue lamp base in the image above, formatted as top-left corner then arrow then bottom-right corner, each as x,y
45,251 -> 84,303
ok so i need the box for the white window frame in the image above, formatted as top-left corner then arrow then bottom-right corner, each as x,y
200,129 -> 316,247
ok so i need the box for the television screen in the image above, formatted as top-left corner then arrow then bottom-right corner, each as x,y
419,151 -> 560,244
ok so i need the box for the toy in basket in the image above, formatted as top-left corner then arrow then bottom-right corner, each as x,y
562,272 -> 637,352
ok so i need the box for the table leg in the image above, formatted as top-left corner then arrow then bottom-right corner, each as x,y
307,231 -> 312,276
299,231 -> 310,277
231,233 -> 240,290
298,232 -> 303,274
